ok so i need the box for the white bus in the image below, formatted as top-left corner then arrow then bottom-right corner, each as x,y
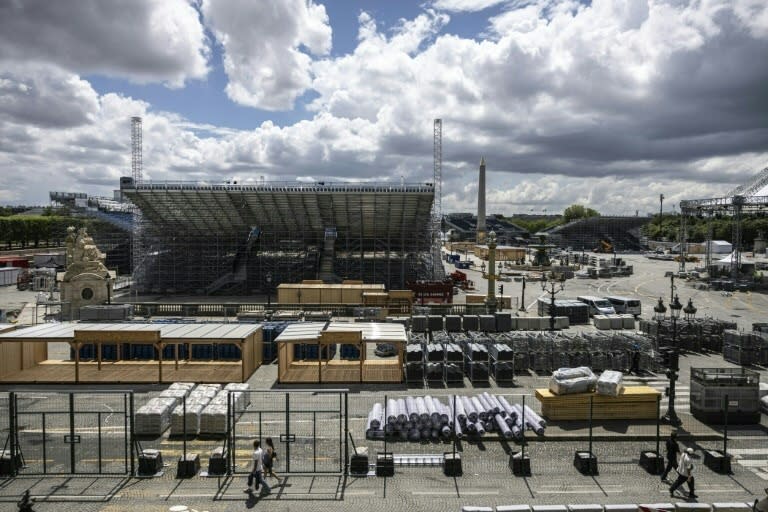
605,296 -> 642,316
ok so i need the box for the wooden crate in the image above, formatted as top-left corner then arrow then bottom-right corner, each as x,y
535,386 -> 660,420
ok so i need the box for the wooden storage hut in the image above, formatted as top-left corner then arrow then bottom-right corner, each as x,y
0,322 -> 262,384
276,283 -> 386,305
474,245 -> 527,261
276,322 -> 406,384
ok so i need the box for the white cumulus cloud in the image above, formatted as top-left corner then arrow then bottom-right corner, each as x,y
202,0 -> 332,110
0,0 -> 209,87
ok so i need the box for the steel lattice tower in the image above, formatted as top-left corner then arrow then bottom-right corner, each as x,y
130,117 -> 143,290
131,117 -> 143,184
432,119 -> 442,277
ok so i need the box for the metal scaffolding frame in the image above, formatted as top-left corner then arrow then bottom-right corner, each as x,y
545,216 -> 649,251
120,179 -> 437,294
680,166 -> 768,276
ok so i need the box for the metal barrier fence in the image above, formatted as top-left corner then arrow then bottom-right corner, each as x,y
127,302 -> 525,318
228,390 -> 348,476
4,390 -> 134,476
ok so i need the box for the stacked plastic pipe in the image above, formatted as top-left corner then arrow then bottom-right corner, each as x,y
365,393 -> 546,441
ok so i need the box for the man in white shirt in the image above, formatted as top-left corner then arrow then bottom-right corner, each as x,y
669,447 -> 696,499
244,440 -> 271,495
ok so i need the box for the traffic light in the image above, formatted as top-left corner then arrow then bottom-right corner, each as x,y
498,284 -> 504,295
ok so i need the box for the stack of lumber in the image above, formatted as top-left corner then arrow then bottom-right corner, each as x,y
535,385 -> 660,420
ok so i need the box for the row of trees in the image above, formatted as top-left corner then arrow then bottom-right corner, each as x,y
642,214 -> 768,245
0,215 -> 102,249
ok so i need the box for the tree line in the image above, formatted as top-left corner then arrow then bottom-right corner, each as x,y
0,215 -> 107,250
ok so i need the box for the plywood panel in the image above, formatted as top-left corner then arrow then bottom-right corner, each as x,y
535,386 -> 660,420
341,287 -> 363,304
281,361 -> 320,383
301,288 -> 321,303
0,341 -> 21,378
1,360 -> 243,384
321,360 -> 361,383
323,288 -> 342,303
362,360 -> 402,383
277,287 -> 300,304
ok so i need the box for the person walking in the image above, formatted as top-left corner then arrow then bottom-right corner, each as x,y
630,342 -> 641,374
244,440 -> 271,495
264,437 -> 282,484
670,447 -> 697,499
753,487 -> 768,512
660,431 -> 680,482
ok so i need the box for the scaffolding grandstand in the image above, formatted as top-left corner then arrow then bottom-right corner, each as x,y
120,178 -> 440,295
544,216 -> 650,252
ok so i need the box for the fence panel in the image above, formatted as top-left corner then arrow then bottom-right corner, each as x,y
11,391 -> 132,476
230,390 -> 346,475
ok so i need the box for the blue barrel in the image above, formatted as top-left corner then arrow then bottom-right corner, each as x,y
192,344 -> 213,360
101,344 -> 118,361
161,343 -> 187,359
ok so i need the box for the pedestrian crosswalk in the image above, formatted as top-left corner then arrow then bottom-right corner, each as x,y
623,377 -> 690,413
624,376 -> 768,479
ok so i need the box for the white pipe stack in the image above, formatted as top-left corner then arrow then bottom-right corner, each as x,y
364,394 -> 546,441
406,396 -> 418,422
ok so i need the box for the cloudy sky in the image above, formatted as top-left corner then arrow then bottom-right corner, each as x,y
1,0 -> 767,215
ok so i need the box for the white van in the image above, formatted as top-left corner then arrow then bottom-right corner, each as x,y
576,295 -> 617,316
605,296 -> 642,316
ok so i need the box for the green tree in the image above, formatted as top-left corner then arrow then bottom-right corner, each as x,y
562,204 -> 600,223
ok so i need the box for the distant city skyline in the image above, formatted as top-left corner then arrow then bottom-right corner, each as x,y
1,0 -> 767,214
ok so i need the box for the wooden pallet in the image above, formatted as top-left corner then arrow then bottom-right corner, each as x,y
535,386 -> 660,420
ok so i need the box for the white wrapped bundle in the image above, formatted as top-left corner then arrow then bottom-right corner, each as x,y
167,382 -> 196,395
552,366 -> 594,380
170,401 -> 207,435
159,388 -> 188,403
135,397 -> 177,436
596,370 -> 624,397
199,403 -> 229,435
224,383 -> 251,409
548,366 -> 597,395
760,395 -> 768,414
189,384 -> 221,401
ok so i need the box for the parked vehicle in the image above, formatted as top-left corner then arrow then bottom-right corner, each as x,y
604,296 -> 642,316
576,295 -> 616,316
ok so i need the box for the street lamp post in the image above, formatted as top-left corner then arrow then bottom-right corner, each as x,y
265,272 -> 272,309
519,275 -> 526,312
662,295 -> 684,427
653,297 -> 666,350
540,271 -> 565,332
481,231 -> 499,314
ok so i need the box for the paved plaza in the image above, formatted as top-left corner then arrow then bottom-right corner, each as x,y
1,253 -> 767,511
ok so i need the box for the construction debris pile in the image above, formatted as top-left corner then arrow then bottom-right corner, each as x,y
365,393 -> 546,441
